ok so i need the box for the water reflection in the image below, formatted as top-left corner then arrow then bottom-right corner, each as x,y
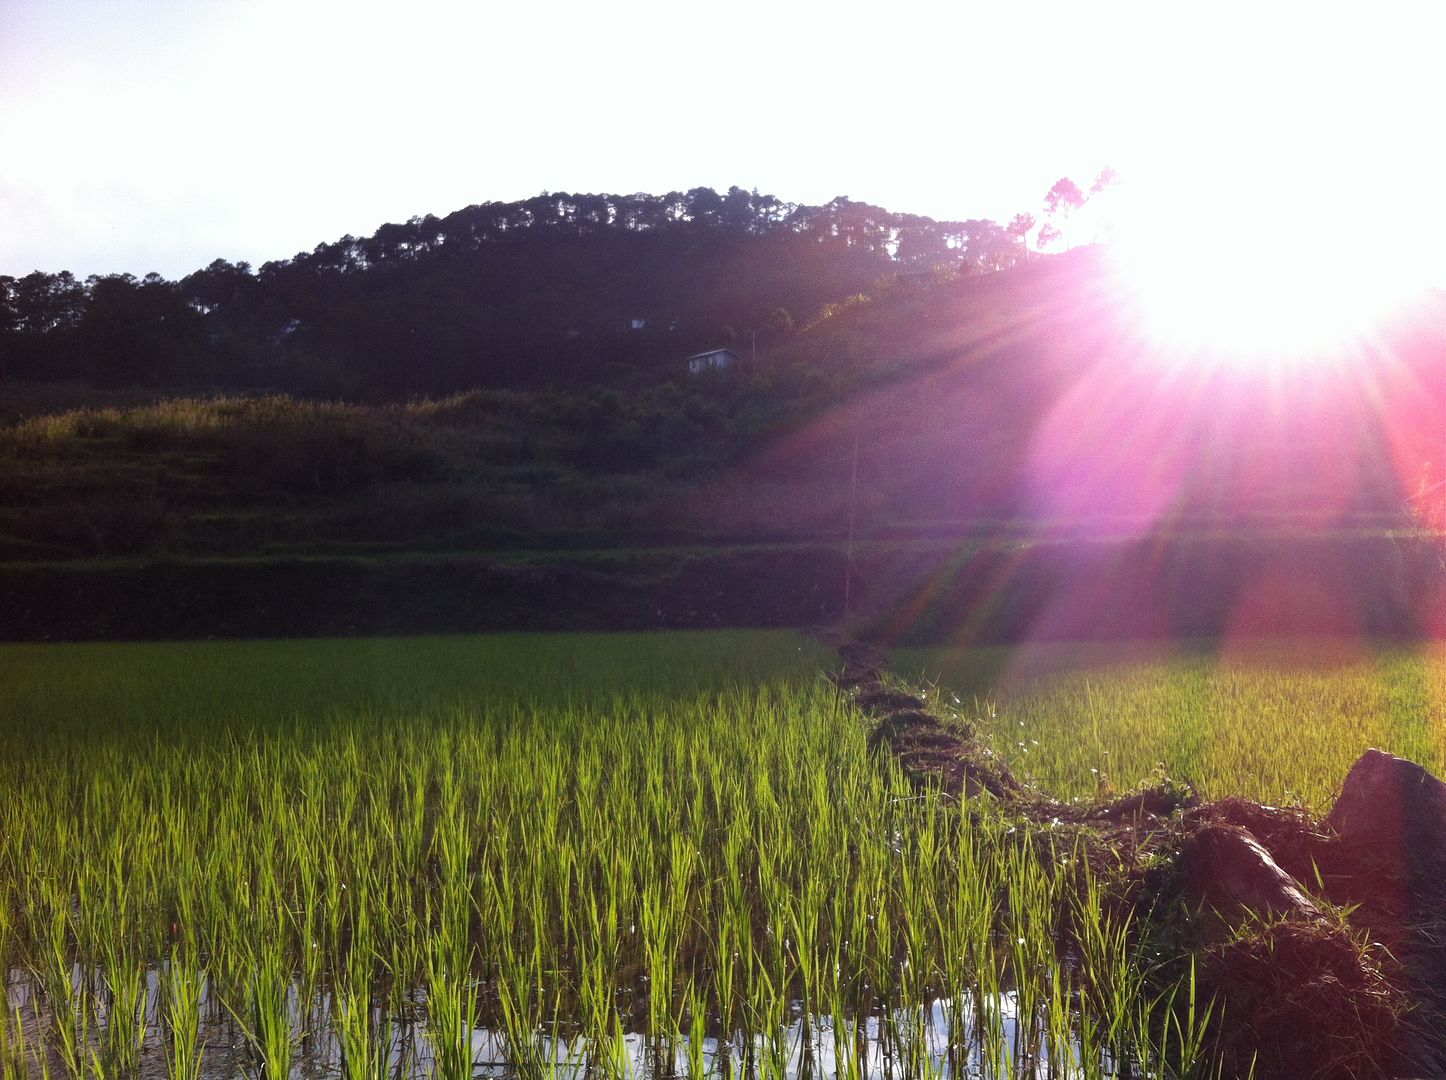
4,970 -> 1120,1080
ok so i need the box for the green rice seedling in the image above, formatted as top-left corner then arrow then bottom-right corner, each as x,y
333,967 -> 390,1080
783,871 -> 825,1028
890,1001 -> 934,1080
98,951 -> 148,1077
1137,959 -> 1225,1080
31,909 -> 76,1024
0,891 -> 12,982
598,1014 -> 635,1080
828,1013 -> 865,1080
236,948 -> 297,1080
51,994 -> 98,1080
1041,960 -> 1078,1079
680,981 -> 708,1080
31,921 -> 95,1080
162,954 -> 204,1080
1,1005 -> 31,1080
637,877 -> 679,1041
755,1017 -> 788,1080
1001,837 -> 1059,1073
738,959 -> 788,1080
425,953 -> 481,1080
939,814 -> 998,1062
1069,862 -> 1147,1075
571,925 -> 617,1062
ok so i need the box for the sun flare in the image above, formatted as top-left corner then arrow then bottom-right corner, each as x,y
1091,33 -> 1446,370
1103,184 -> 1432,365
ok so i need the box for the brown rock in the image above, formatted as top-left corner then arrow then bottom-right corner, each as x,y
1326,749 -> 1446,855
1322,750 -> 1446,1077
1324,748 -> 1446,913
1181,797 -> 1326,886
1177,824 -> 1320,922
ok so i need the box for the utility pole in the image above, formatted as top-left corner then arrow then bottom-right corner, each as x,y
844,429 -> 859,615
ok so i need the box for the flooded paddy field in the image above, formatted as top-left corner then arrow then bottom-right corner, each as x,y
4,973 -> 1136,1080
0,632 -> 1220,1079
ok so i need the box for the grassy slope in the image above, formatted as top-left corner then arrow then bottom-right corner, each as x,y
0,392 -> 687,561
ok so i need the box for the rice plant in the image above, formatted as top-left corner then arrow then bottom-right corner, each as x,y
162,953 -> 204,1080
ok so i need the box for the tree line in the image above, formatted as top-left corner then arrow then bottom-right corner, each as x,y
0,183 -> 1097,398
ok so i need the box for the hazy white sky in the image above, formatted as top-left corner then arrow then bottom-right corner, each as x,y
3,1 -> 1445,280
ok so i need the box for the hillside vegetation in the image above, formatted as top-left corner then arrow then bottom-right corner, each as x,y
5,246 -> 1443,564
0,187 -> 1028,396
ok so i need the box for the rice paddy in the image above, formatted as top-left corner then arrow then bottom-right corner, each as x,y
0,632 -> 1216,1080
895,639 -> 1446,808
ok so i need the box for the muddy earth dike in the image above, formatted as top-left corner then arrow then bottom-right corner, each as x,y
833,638 -> 1446,1080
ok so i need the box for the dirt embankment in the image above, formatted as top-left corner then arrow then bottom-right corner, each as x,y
834,637 -> 1446,1080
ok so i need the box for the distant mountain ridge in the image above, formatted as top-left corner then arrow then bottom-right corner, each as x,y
0,187 -> 1030,396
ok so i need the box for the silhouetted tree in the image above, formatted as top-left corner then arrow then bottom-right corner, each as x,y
1039,177 -> 1086,251
963,220 -> 1014,270
1008,213 -> 1036,263
13,271 -> 85,334
180,259 -> 255,314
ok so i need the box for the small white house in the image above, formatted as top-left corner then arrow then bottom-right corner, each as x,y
686,347 -> 739,375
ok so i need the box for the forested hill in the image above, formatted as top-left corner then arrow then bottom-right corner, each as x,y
0,187 -> 1031,397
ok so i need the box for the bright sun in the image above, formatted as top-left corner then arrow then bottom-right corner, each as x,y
1082,11 -> 1446,370
1101,173 -> 1435,364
